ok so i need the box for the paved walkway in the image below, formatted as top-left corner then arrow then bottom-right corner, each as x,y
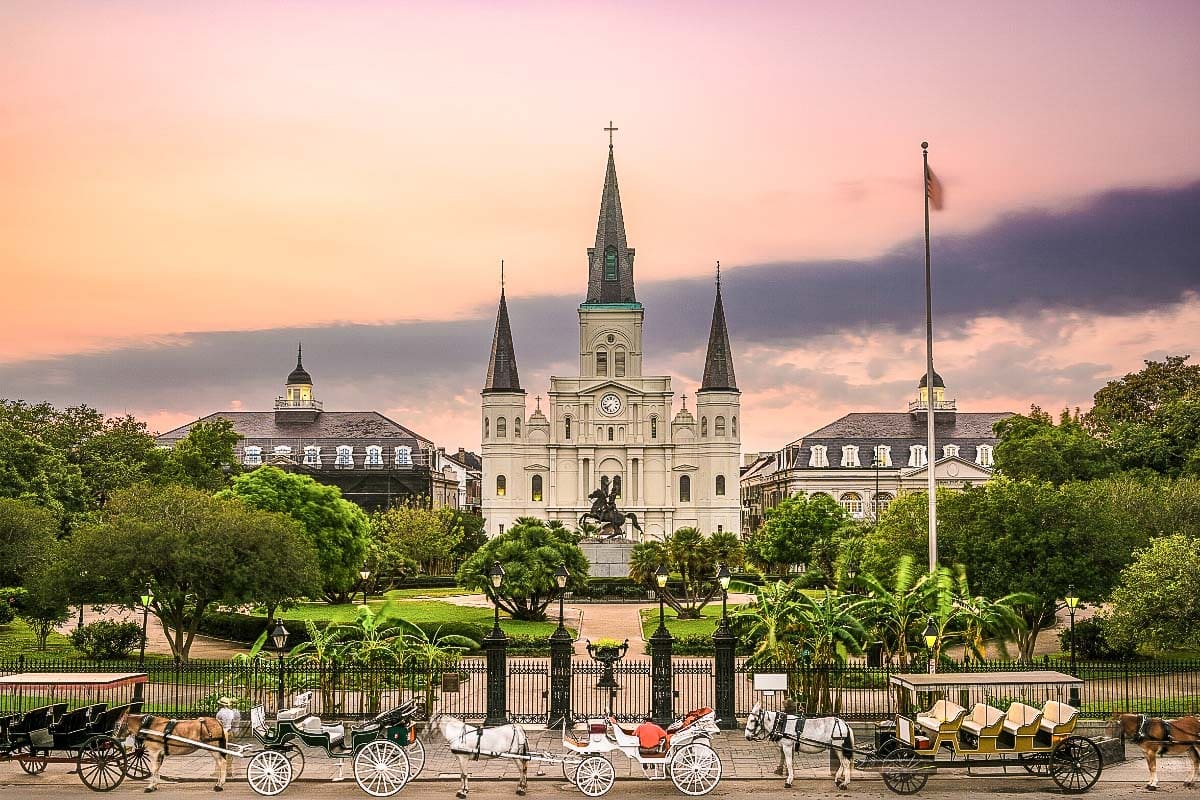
57,605 -> 248,661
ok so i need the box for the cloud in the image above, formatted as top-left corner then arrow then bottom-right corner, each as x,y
1,181 -> 1197,451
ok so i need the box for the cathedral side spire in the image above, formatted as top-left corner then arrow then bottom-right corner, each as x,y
699,263 -> 738,392
585,125 -> 637,304
484,270 -> 522,394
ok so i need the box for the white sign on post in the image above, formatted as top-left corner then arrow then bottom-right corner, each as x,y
752,673 -> 788,696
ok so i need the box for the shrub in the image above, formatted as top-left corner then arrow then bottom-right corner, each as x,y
69,620 -> 144,659
0,587 -> 27,625
1058,618 -> 1137,660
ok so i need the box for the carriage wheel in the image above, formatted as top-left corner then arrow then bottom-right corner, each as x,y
881,747 -> 929,795
575,755 -> 615,797
1018,750 -> 1051,776
246,749 -> 293,797
285,746 -> 305,781
353,739 -> 411,797
562,755 -> 584,784
76,735 -> 128,792
404,735 -> 425,782
1050,736 -> 1102,794
16,745 -> 49,774
123,741 -> 152,780
669,742 -> 723,796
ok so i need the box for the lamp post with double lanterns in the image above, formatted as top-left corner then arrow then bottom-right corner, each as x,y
922,617 -> 939,674
484,561 -> 509,725
650,564 -> 674,726
271,620 -> 289,713
138,582 -> 154,667
548,563 -> 573,728
713,563 -> 736,729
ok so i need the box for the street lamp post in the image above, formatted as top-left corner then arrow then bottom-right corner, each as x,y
650,564 -> 673,727
872,457 -> 883,519
713,563 -> 736,730
484,561 -> 509,725
271,620 -> 289,714
922,617 -> 939,675
845,566 -> 857,594
548,563 -> 572,729
359,564 -> 371,605
1065,585 -> 1081,675
77,570 -> 88,630
138,582 -> 154,667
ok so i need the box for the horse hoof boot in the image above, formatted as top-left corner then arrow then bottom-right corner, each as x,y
457,793 -> 467,799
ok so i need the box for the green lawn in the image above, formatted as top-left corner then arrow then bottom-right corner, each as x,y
384,587 -> 472,599
262,597 -> 563,638
0,619 -> 83,659
639,604 -> 725,639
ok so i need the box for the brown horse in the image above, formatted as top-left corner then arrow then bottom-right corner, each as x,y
1116,713 -> 1200,790
117,711 -> 231,792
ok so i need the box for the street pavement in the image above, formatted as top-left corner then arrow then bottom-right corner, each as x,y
0,737 -> 1190,797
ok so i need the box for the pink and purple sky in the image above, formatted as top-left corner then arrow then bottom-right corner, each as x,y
2,1 -> 1198,454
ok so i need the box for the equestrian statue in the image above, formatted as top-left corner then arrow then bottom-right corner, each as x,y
579,476 -> 642,540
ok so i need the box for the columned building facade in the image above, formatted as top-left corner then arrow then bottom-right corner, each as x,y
480,142 -> 741,539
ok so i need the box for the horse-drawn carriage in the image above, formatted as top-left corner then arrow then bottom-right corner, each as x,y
245,692 -> 421,797
0,672 -> 151,791
874,671 -> 1103,794
561,708 -> 723,797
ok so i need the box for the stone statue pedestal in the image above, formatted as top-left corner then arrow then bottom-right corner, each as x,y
579,540 -> 635,579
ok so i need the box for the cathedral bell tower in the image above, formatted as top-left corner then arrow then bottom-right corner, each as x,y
481,268 -> 526,532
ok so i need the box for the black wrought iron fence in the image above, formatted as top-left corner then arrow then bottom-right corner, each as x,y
3,654 -> 1200,722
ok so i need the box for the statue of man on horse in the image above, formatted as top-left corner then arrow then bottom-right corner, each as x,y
579,476 -> 642,540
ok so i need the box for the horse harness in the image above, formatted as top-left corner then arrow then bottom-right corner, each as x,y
451,724 -> 523,761
137,714 -> 225,756
758,709 -> 850,749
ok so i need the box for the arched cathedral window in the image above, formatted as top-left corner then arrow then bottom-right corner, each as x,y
701,417 -> 708,437
496,475 -> 506,497
497,417 -> 506,438
531,474 -> 543,502
514,417 -> 521,438
715,416 -> 726,436
716,475 -> 726,496
679,475 -> 691,503
564,416 -> 572,440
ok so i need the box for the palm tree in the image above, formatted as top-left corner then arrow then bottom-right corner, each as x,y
288,620 -> 349,713
856,555 -> 942,669
392,620 -> 479,716
730,579 -> 804,670
788,590 -> 868,714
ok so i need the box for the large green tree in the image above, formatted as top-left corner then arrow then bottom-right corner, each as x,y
857,490 -> 941,582
993,406 -> 1115,484
1086,354 -> 1200,433
1105,534 -> 1200,652
219,466 -> 370,602
162,418 -> 242,491
457,518 -> 589,621
0,422 -> 89,520
51,484 -> 320,660
630,527 -> 743,619
370,504 -> 457,581
938,477 -> 1138,660
745,493 -> 852,579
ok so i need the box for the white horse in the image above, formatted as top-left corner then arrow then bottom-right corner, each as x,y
744,701 -> 855,789
425,714 -> 530,798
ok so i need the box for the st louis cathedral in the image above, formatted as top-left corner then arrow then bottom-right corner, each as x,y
480,138 -> 741,539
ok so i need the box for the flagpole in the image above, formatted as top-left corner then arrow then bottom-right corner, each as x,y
922,141 -> 937,574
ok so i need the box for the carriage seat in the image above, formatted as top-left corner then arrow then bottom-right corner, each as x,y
1038,701 -> 1078,736
959,703 -> 1005,738
277,691 -> 314,722
300,715 -> 345,747
1001,703 -> 1042,736
916,700 -> 967,737
667,707 -> 715,733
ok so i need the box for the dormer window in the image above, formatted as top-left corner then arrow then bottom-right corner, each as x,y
873,445 -> 892,467
604,246 -> 618,281
335,445 -> 353,468
809,445 -> 829,468
273,445 -> 292,457
243,446 -> 262,466
977,444 -> 994,466
365,446 -> 383,466
303,446 -> 320,466
909,444 -> 927,467
596,350 -> 608,377
842,445 -> 860,467
943,444 -> 960,459
394,446 -> 413,466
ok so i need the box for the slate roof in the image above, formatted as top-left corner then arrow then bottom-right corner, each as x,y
483,289 -> 522,393
781,411 -> 1012,470
699,277 -> 737,392
156,411 -> 432,449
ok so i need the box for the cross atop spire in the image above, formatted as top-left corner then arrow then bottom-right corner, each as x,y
500,259 -> 505,291
604,120 -> 618,149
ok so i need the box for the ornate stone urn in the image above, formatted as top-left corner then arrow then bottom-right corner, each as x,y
586,638 -> 630,689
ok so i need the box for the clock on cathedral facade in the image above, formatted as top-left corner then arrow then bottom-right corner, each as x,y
480,137 -> 741,539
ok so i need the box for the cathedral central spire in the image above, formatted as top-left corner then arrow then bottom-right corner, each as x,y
585,129 -> 637,304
